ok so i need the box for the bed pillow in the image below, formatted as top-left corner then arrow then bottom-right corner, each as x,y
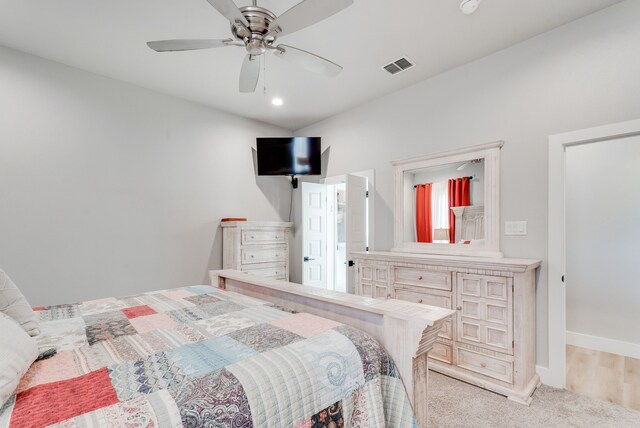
0,312 -> 39,408
0,269 -> 40,336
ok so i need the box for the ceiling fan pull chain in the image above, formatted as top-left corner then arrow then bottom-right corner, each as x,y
263,54 -> 267,94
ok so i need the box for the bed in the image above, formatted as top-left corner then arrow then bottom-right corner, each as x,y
451,205 -> 484,244
0,271 -> 453,428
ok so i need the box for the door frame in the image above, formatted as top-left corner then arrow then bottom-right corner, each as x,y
323,169 -> 375,252
547,118 -> 640,388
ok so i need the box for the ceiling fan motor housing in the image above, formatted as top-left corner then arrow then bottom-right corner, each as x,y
232,6 -> 277,54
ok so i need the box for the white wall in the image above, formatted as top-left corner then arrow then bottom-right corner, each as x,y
566,136 -> 640,346
0,46 -> 292,306
293,0 -> 640,366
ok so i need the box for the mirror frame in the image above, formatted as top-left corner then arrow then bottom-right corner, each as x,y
391,141 -> 503,258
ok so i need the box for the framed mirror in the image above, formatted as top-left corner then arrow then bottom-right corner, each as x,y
391,141 -> 503,258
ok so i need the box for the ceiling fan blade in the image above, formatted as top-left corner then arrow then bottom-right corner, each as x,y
239,54 -> 261,93
273,45 -> 342,77
267,0 -> 353,38
147,39 -> 234,52
204,0 -> 249,27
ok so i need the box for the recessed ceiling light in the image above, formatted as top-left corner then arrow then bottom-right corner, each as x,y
460,0 -> 481,15
271,97 -> 284,106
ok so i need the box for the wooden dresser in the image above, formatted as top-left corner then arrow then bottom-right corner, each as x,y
353,251 -> 541,404
221,221 -> 292,281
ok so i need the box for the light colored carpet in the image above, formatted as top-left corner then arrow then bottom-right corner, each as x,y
428,371 -> 640,427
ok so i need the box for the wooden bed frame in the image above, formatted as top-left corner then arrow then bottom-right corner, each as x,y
451,205 -> 485,242
210,270 -> 455,428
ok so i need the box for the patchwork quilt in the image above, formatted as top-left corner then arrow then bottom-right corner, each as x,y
0,285 -> 416,427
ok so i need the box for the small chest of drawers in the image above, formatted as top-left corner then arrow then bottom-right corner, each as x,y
221,221 -> 292,281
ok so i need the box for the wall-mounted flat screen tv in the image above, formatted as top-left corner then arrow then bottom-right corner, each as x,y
257,137 -> 321,176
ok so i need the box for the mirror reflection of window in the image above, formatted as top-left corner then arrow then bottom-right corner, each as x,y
431,181 -> 449,242
409,159 -> 484,243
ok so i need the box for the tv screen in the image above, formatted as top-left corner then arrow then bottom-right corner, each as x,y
257,137 -> 321,176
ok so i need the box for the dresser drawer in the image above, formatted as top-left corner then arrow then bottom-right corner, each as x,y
393,267 -> 451,291
429,341 -> 453,365
439,318 -> 453,340
241,229 -> 286,244
457,347 -> 513,384
393,288 -> 452,309
241,245 -> 287,265
393,288 -> 453,340
242,263 -> 287,279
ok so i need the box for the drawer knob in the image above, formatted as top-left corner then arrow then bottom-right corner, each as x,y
456,306 -> 462,311
275,254 -> 279,257
387,294 -> 391,298
418,299 -> 423,303
481,363 -> 487,368
250,255 -> 254,258
251,235 -> 254,239
418,275 -> 423,280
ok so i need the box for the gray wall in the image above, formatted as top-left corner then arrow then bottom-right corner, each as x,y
0,46 -> 292,306
566,137 -> 640,345
293,0 -> 640,367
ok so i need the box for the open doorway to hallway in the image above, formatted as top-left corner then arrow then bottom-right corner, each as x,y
563,133 -> 640,411
301,170 -> 373,293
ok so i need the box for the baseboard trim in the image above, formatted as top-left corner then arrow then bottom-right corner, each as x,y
535,365 -> 554,387
567,331 -> 640,359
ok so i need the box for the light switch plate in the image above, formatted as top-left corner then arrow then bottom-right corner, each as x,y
505,221 -> 527,236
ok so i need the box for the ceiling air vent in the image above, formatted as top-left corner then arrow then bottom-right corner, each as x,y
382,57 -> 415,75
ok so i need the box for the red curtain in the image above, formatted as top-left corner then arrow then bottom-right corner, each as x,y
416,183 -> 432,243
448,178 -> 471,243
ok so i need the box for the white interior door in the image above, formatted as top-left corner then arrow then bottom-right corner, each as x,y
345,174 -> 368,293
302,182 -> 327,288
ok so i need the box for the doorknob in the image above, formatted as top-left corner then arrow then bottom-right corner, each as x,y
303,256 -> 315,262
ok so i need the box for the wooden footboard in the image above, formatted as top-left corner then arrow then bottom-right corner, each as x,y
210,270 -> 455,428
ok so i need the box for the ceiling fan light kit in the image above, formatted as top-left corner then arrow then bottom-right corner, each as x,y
147,0 -> 353,93
460,0 -> 482,15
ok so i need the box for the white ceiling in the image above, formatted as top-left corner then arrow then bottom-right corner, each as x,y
0,0 -> 624,130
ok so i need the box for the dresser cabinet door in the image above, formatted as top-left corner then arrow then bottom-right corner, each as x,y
456,273 -> 513,355
358,264 -> 389,299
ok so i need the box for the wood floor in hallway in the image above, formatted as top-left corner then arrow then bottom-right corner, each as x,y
566,344 -> 640,411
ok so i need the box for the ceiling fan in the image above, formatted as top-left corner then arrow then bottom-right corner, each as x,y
147,0 -> 353,93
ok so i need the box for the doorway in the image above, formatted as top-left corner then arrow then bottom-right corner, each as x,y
547,119 -> 640,408
301,170 -> 373,293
